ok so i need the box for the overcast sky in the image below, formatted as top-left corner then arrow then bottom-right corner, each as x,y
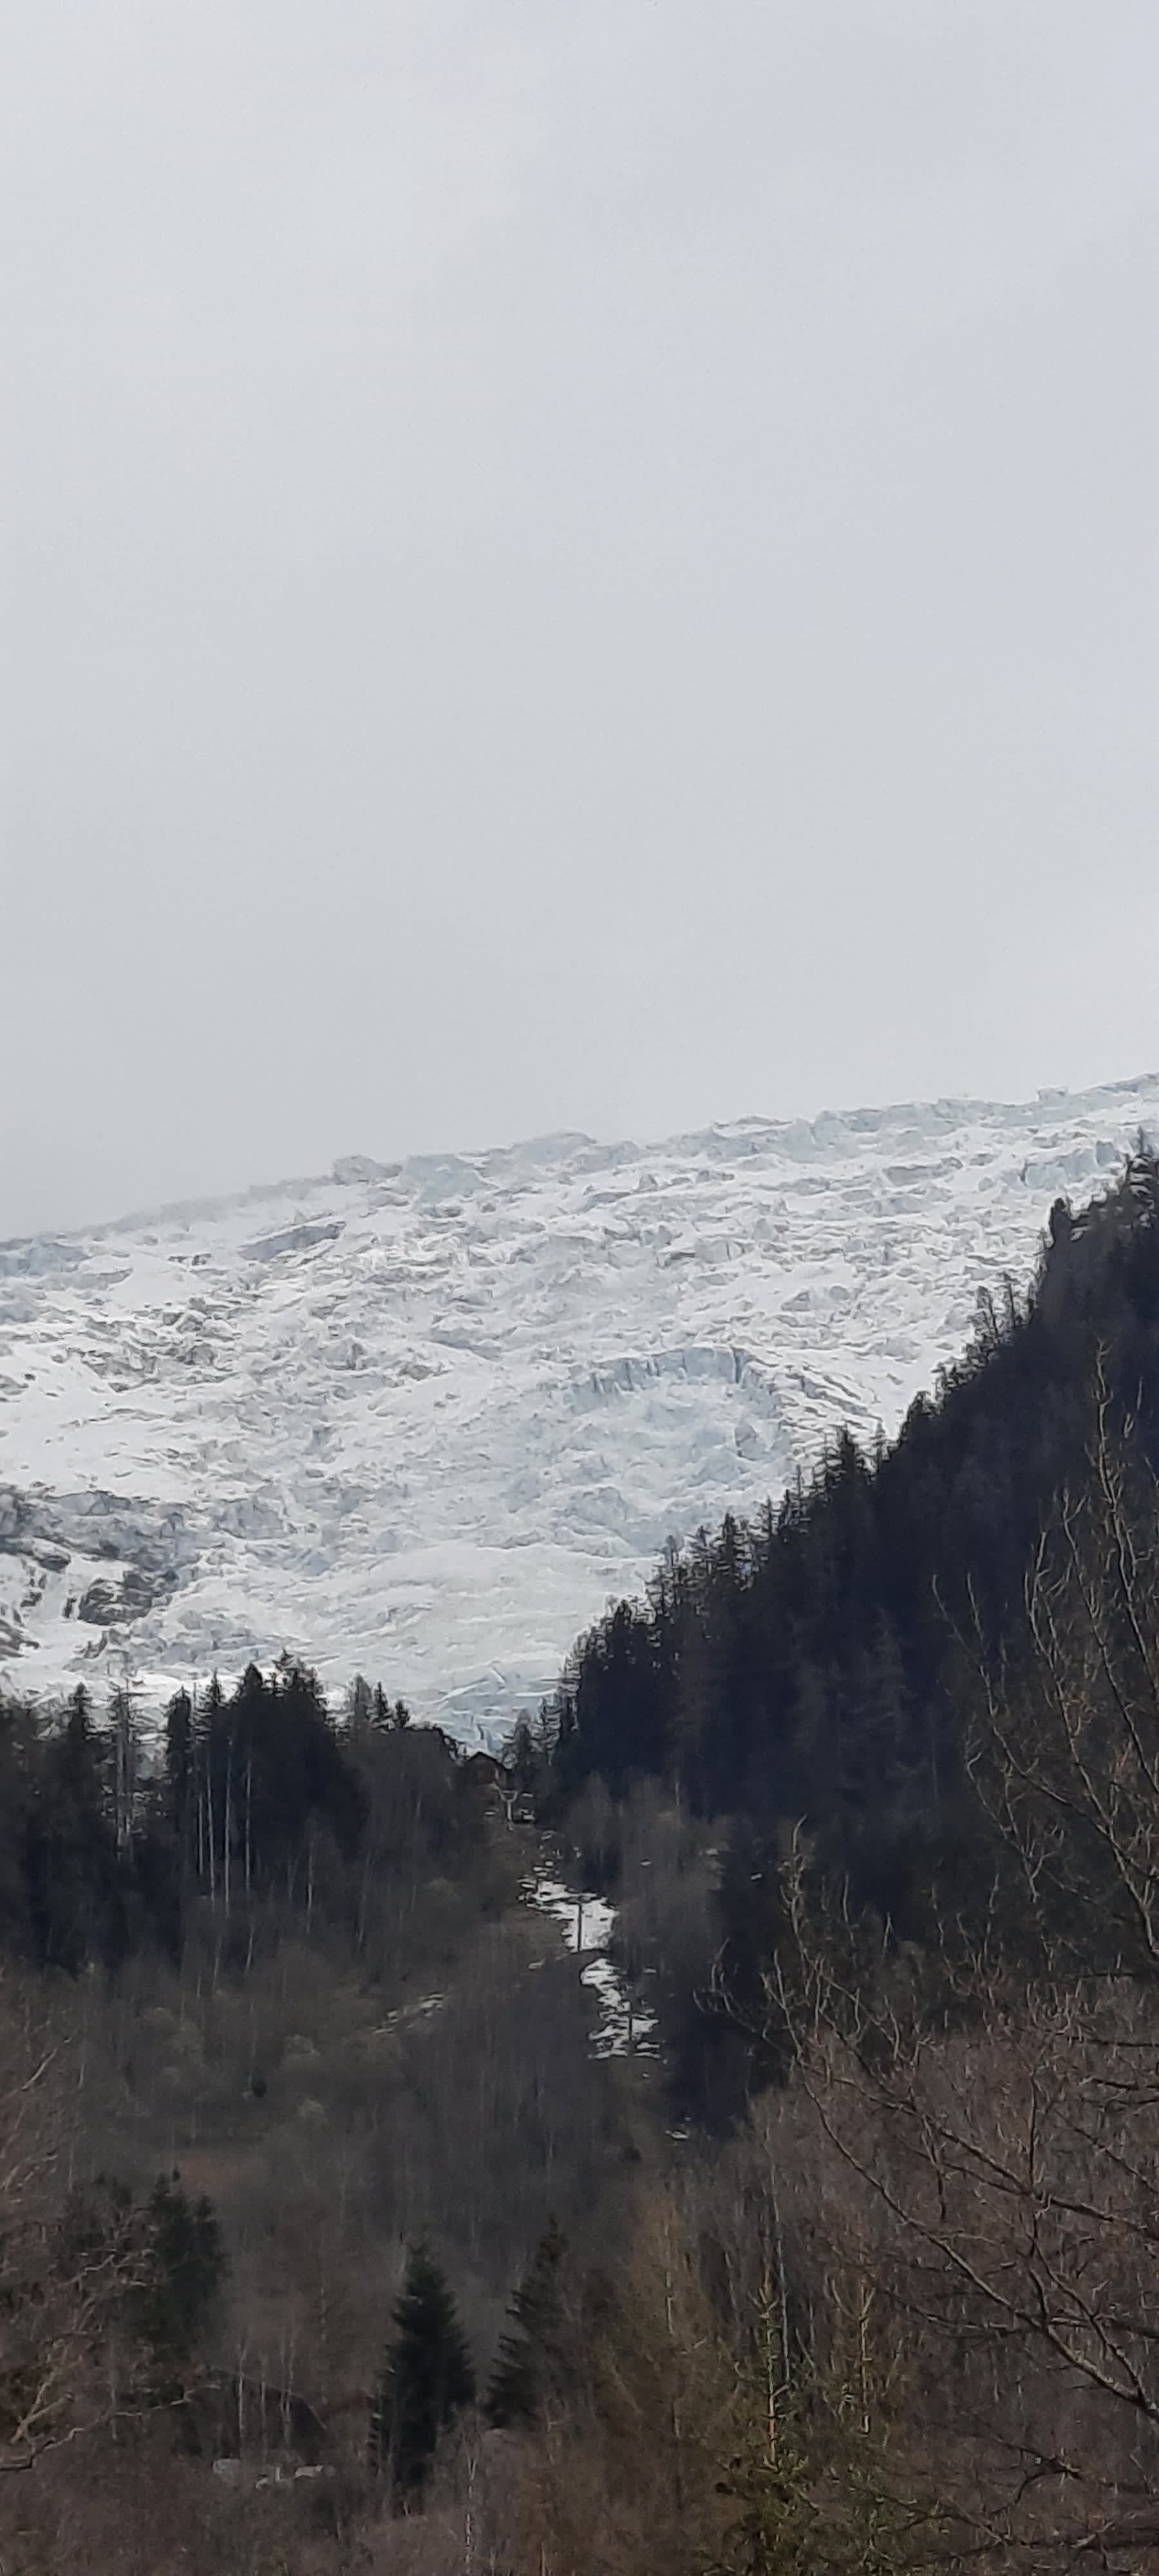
3,2 -> 1158,1236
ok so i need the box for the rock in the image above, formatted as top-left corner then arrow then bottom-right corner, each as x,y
77,1567 -> 159,1625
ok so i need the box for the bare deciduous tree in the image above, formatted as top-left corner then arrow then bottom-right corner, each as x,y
0,1982 -> 156,2474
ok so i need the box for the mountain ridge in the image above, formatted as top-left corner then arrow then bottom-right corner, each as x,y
6,1069 -> 1158,1253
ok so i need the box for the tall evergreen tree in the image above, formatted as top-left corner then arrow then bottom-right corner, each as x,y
164,1688 -> 194,1857
24,1683 -> 124,1970
135,2173 -> 226,2372
370,2241 -> 475,2500
486,2219 -> 567,2429
106,1684 -> 140,1857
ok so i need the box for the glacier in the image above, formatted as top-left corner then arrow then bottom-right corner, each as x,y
1,1074 -> 1156,1743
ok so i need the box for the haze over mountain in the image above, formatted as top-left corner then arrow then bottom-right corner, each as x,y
1,1074 -> 1156,1738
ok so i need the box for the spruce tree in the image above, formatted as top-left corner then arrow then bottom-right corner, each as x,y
135,2173 -> 226,2371
25,1685 -> 122,1970
486,2219 -> 567,2429
370,2241 -> 475,2500
164,1688 -> 194,1857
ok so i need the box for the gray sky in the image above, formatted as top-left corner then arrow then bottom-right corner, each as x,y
3,2 -> 1158,1238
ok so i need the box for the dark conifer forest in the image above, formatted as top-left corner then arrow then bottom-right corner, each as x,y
5,1155 -> 1159,2569
553,1152 -> 1159,1850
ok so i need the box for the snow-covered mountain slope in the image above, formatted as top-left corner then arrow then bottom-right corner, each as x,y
1,1077 -> 1156,1741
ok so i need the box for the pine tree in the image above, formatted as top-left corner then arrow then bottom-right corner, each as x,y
346,1673 -> 373,1730
486,2219 -> 567,2429
370,2241 -> 475,2500
135,2173 -> 226,2371
197,1674 -> 225,1896
25,1684 -> 123,1970
164,1688 -> 194,1856
106,1684 -> 140,1857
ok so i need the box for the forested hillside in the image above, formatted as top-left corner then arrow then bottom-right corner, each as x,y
545,1153 -> 1159,2052
5,1157 -> 1159,2568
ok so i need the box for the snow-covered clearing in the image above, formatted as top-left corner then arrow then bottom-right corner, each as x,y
524,1873 -> 660,2060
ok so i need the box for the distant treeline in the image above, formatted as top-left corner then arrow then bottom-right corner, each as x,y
0,1660 -> 494,1975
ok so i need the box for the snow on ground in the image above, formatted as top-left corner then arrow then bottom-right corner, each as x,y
524,1873 -> 660,2059
0,1075 -> 1156,1741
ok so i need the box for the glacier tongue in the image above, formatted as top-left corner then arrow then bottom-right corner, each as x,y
0,1076 -> 1156,1742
